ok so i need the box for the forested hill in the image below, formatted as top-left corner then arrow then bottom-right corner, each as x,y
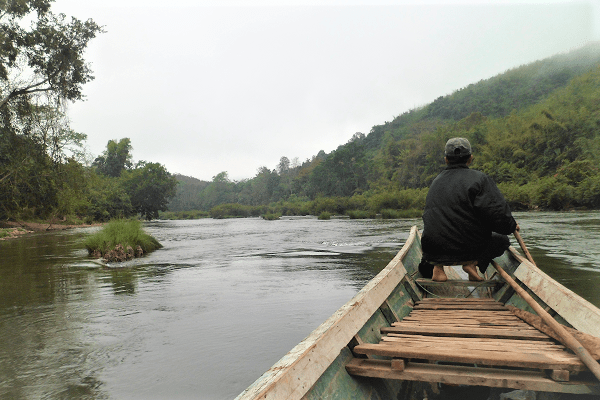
364,42 -> 600,151
168,42 -> 600,215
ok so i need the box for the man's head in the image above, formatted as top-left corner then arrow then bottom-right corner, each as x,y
444,137 -> 473,165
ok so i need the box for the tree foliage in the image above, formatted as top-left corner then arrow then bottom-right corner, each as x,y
93,138 -> 133,177
0,0 -> 103,221
123,161 -> 177,220
0,2 -> 103,111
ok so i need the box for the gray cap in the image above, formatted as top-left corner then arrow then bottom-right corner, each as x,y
445,137 -> 471,157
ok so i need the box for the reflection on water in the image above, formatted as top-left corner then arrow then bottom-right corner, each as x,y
0,213 -> 598,399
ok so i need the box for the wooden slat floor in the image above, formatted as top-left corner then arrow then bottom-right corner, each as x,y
347,298 -> 600,395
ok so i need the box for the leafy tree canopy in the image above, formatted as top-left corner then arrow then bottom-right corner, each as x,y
0,1 -> 103,113
93,138 -> 133,177
123,161 -> 177,221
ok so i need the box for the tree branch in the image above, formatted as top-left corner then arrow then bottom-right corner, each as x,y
0,78 -> 51,109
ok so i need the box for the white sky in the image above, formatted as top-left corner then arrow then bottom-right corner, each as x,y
51,0 -> 600,181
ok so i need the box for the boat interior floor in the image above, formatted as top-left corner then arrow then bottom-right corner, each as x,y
346,298 -> 600,396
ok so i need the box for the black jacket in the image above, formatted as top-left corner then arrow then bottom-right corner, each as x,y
421,164 -> 516,263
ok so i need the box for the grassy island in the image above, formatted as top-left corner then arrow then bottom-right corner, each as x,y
85,219 -> 162,262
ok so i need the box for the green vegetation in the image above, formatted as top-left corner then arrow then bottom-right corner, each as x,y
84,219 -> 161,258
0,3 -> 177,224
160,210 -> 210,220
3,5 -> 600,226
347,210 -> 375,219
261,213 -> 281,220
318,212 -> 331,220
166,43 -> 600,218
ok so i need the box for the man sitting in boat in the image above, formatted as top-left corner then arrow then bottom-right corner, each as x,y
419,137 -> 518,282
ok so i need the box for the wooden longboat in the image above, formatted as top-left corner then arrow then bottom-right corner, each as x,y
235,226 -> 600,399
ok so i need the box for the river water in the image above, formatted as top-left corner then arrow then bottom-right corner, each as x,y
0,212 -> 599,399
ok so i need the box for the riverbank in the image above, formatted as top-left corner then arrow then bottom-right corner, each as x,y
0,220 -> 102,240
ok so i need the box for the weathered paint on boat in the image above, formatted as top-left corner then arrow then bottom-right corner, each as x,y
235,226 -> 600,400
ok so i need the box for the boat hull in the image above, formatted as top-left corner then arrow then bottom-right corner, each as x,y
236,226 -> 600,400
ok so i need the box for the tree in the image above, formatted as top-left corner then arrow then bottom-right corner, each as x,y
0,1 -> 102,220
0,3 -> 103,112
123,161 -> 177,220
198,171 -> 237,209
93,138 -> 133,177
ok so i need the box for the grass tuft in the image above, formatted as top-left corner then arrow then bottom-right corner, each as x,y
84,219 -> 162,256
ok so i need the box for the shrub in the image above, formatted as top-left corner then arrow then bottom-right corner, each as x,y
209,203 -> 257,218
261,213 -> 281,220
367,188 -> 427,213
346,209 -> 375,219
318,211 -> 331,220
160,210 -> 209,220
497,182 -> 532,211
579,175 -> 600,208
311,197 -> 346,215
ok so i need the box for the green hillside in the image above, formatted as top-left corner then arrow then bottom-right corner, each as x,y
167,42 -> 600,217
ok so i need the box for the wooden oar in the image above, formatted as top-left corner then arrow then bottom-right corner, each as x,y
493,235 -> 600,381
513,229 -> 536,266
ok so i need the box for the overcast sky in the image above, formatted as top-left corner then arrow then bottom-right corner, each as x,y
51,0 -> 599,181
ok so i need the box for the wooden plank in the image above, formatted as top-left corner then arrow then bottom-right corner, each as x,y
392,320 -> 536,332
412,303 -> 508,311
507,305 -> 600,360
401,315 -> 528,322
401,321 -> 529,327
493,260 -> 600,381
382,335 -> 565,351
234,226 -> 417,400
352,343 -> 586,371
345,359 -> 600,395
401,315 -> 531,323
384,334 -> 563,347
416,278 -> 503,288
511,254 -> 600,336
407,311 -> 519,318
409,308 -> 514,314
381,325 -> 551,340
419,297 -> 498,302
380,337 -> 567,354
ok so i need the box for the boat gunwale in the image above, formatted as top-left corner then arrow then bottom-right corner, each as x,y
233,226 -> 418,400
506,247 -> 600,336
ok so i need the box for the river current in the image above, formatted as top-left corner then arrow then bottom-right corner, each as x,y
0,212 -> 599,399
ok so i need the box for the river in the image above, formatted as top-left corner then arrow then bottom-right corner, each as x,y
0,212 -> 599,399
